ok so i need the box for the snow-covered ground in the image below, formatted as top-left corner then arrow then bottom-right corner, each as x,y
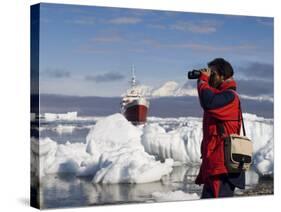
32,112 -> 273,186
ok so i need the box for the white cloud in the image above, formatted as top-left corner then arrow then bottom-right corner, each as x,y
85,72 -> 125,83
66,17 -> 96,25
141,38 -> 257,53
147,20 -> 221,34
170,20 -> 221,34
108,17 -> 142,25
240,94 -> 273,103
42,68 -> 71,79
256,18 -> 273,27
91,34 -> 123,43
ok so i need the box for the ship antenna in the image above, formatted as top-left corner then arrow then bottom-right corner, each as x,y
131,64 -> 136,87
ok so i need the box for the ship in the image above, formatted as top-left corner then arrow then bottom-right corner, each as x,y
121,65 -> 149,125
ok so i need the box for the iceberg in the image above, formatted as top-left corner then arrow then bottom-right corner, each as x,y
44,112 -> 78,121
34,112 -> 273,184
141,113 -> 273,175
33,137 -> 91,177
141,119 -> 202,164
85,113 -> 173,184
53,125 -> 76,134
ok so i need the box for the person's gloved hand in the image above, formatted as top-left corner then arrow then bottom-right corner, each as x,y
200,68 -> 211,77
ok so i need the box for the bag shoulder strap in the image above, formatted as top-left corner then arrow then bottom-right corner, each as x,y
239,101 -> 246,136
216,89 -> 246,137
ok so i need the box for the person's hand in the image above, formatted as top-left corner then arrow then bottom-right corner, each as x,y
200,68 -> 211,77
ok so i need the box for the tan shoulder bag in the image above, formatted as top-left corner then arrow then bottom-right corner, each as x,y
217,102 -> 253,173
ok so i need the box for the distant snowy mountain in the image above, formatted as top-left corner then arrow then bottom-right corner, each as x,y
152,81 -> 179,97
123,80 -> 197,98
174,81 -> 197,97
123,80 -> 273,103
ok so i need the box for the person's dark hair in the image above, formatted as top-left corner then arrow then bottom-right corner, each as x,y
208,58 -> 234,79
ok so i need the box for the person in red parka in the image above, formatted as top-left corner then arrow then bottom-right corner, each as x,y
195,58 -> 245,198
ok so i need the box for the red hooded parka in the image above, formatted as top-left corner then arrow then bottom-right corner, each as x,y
195,74 -> 242,185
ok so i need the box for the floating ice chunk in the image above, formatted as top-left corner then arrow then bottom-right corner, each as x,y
54,125 -> 75,134
44,112 -> 78,121
245,170 -> 259,186
37,137 -> 58,177
142,114 -> 273,176
36,138 -> 90,177
141,121 -> 202,164
152,190 -> 199,201
86,113 -> 142,157
243,116 -> 273,153
254,139 -> 273,175
34,112 -> 273,184
85,113 -> 173,184
92,152 -> 173,184
243,117 -> 273,175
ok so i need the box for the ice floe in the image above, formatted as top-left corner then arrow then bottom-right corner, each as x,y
44,112 -> 78,121
34,138 -> 90,177
33,112 -> 273,184
53,125 -> 76,134
152,190 -> 199,201
142,113 -> 273,175
84,114 -> 173,184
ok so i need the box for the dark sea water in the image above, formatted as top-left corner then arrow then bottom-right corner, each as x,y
40,166 -> 201,209
39,166 -> 273,209
38,94 -> 273,118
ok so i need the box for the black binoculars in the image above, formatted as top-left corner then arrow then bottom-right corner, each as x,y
187,70 -> 202,79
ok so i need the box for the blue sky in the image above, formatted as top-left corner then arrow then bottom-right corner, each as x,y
38,3 -> 273,96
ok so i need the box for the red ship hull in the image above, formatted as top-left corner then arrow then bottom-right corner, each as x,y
124,104 -> 148,124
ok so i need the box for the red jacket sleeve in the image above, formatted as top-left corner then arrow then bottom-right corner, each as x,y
197,74 -> 237,120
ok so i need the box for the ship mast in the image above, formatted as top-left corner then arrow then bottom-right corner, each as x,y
131,64 -> 137,88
